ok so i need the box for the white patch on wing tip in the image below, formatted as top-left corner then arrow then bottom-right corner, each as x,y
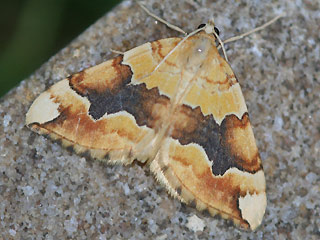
238,191 -> 267,230
26,91 -> 60,125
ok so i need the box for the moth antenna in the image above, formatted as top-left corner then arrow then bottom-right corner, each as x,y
215,30 -> 229,62
221,13 -> 285,45
137,1 -> 187,35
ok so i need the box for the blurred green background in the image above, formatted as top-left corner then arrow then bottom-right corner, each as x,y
0,0 -> 119,98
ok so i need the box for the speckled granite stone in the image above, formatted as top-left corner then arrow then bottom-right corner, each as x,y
0,0 -> 319,239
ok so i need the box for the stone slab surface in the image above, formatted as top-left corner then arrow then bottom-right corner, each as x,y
0,0 -> 319,239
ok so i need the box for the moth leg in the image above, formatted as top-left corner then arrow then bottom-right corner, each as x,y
110,49 -> 125,55
134,120 -> 171,164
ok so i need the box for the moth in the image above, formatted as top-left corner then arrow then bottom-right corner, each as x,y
26,3 -> 283,231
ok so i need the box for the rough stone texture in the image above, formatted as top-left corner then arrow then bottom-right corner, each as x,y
0,0 -> 319,239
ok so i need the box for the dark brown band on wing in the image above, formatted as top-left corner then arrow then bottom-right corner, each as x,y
59,56 -> 261,175
171,106 -> 262,175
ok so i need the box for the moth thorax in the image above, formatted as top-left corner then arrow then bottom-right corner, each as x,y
182,37 -> 211,72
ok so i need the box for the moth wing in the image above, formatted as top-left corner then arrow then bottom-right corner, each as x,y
149,33 -> 266,230
151,116 -> 266,230
26,37 -> 182,164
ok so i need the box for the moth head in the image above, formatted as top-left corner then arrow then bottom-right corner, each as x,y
197,18 -> 220,37
197,22 -> 220,39
196,18 -> 228,61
